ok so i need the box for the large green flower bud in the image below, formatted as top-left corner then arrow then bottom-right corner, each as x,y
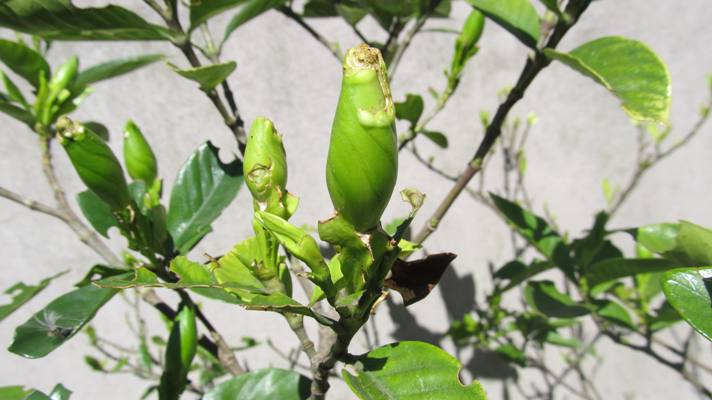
57,116 -> 131,210
123,120 -> 158,183
326,44 -> 397,232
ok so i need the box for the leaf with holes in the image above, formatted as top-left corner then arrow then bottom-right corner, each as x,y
8,275 -> 129,358
0,271 -> 67,323
167,142 -> 243,254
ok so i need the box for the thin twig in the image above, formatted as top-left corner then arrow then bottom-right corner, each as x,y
412,1 -> 592,245
608,95 -> 712,216
278,6 -> 342,61
38,136 -> 122,266
0,186 -> 65,219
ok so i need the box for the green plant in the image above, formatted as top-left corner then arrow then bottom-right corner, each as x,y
0,1 -> 710,399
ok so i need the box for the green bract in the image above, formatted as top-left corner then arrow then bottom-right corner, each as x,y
326,44 -> 397,232
57,116 -> 131,210
123,120 -> 158,183
243,117 -> 291,217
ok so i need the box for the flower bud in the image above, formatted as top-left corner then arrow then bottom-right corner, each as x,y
123,120 -> 158,183
243,117 -> 290,217
326,44 -> 397,232
449,10 -> 485,83
57,116 -> 131,210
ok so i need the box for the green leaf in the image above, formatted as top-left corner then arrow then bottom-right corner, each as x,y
524,280 -> 591,318
545,36 -> 671,124
0,386 -> 32,400
8,275 -> 128,358
632,221 -> 712,266
0,1 -> 171,41
537,0 -> 560,13
465,0 -> 540,49
490,194 -> 574,278
394,94 -> 424,126
0,96 -> 35,126
76,190 -> 118,238
585,258 -> 682,288
95,267 -> 259,294
167,142 -> 243,254
495,344 -> 526,367
303,0 -> 337,17
169,61 -> 237,91
422,130 -> 448,148
74,54 -> 163,87
662,268 -> 712,341
0,38 -> 49,87
204,368 -> 311,400
594,299 -> 635,330
343,341 -> 486,400
223,0 -> 287,42
0,271 -> 67,323
190,0 -> 247,29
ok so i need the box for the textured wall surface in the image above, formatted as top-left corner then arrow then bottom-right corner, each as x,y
1,0 -> 711,398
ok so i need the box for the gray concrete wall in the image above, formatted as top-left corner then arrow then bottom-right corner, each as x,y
1,0 -> 711,398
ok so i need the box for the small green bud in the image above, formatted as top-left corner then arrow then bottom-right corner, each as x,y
176,304 -> 197,370
450,10 -> 485,75
57,116 -> 131,209
49,56 -> 78,98
327,44 -> 397,232
123,120 -> 158,183
244,117 -> 291,217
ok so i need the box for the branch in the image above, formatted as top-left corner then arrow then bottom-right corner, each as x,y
412,1 -> 592,245
0,186 -> 65,219
608,95 -> 712,216
143,289 -> 246,375
278,6 -> 342,61
38,136 -> 122,266
149,4 -> 248,152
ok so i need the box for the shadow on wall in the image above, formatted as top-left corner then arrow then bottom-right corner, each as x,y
386,263 -> 518,381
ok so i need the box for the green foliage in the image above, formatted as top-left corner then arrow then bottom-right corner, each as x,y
0,38 -> 49,87
662,268 -> 712,341
203,368 -> 311,400
167,142 -> 244,254
546,36 -> 672,124
8,277 -> 127,358
0,1 -> 171,41
169,62 -> 237,91
466,0 -> 540,49
74,54 -> 163,87
343,341 -> 486,400
0,272 -> 67,323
